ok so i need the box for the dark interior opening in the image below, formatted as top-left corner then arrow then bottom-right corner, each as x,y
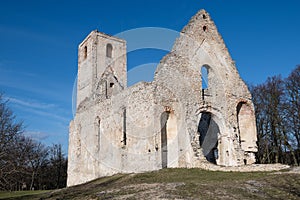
198,112 -> 219,164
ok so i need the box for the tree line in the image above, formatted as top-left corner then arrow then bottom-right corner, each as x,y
0,94 -> 67,191
250,65 -> 300,165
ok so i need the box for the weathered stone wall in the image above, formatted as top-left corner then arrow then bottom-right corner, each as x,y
67,9 -> 258,187
153,10 -> 257,167
76,31 -> 126,108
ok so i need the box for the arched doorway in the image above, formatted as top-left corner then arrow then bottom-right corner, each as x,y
237,102 -> 256,152
160,111 -> 178,168
198,112 -> 219,164
161,111 -> 169,168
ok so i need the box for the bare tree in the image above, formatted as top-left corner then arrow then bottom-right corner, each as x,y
251,66 -> 300,165
285,65 -> 300,165
25,139 -> 48,190
49,144 -> 67,189
0,94 -> 24,190
0,94 -> 68,191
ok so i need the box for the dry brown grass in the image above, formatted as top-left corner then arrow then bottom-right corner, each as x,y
2,168 -> 300,200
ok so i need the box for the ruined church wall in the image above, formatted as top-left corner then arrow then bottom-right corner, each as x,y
68,77 -> 197,186
68,82 -> 165,185
68,9 -> 259,187
153,10 -> 257,166
154,51 -> 235,166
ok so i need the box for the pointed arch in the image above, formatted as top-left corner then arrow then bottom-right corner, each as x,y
160,110 -> 178,168
198,112 -> 219,164
237,102 -> 257,152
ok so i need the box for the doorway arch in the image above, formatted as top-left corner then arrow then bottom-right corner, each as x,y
161,111 -> 169,168
237,102 -> 256,151
160,111 -> 178,168
198,112 -> 219,164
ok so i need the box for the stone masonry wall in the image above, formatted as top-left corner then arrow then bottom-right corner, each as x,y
67,9 -> 258,187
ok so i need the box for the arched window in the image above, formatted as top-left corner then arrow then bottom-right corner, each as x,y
201,66 -> 208,89
84,46 -> 87,59
106,43 -> 113,58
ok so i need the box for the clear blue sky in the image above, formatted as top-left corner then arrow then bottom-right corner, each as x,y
1,0 -> 299,154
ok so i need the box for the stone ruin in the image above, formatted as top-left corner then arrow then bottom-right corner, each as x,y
67,9 -> 258,186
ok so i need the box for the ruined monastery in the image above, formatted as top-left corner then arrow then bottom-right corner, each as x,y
67,9 -> 258,186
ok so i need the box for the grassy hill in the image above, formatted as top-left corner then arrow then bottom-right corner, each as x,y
1,168 -> 300,199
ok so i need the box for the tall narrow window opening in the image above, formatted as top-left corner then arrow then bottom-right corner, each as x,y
123,107 -> 127,145
201,66 -> 208,89
106,43 -> 113,58
84,46 -> 87,59
105,81 -> 108,99
95,117 -> 101,152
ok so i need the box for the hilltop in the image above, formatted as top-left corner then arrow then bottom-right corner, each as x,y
1,167 -> 300,200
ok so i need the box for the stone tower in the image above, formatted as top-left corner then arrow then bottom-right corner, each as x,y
76,31 -> 127,107
68,9 -> 258,187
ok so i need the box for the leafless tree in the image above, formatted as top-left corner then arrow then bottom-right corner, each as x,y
251,66 -> 300,165
285,65 -> 300,165
49,144 -> 67,189
0,94 -> 24,190
0,94 -> 67,191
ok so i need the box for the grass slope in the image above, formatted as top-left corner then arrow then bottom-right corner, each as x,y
0,191 -> 50,199
1,168 -> 300,199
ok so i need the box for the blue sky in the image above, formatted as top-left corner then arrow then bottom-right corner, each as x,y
1,0 -> 299,154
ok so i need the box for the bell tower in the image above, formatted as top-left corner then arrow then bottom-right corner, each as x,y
76,30 -> 127,108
